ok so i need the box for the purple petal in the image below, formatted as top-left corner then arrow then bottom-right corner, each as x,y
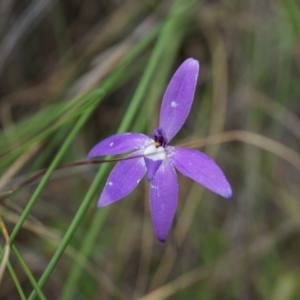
144,157 -> 163,182
150,159 -> 178,242
159,58 -> 199,142
169,147 -> 232,199
88,133 -> 152,158
98,150 -> 146,207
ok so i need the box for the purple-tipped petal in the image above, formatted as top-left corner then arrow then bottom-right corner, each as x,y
150,159 -> 178,242
169,147 -> 232,199
88,133 -> 152,158
98,150 -> 146,207
159,58 -> 199,142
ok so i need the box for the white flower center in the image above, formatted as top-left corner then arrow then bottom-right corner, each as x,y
143,144 -> 166,161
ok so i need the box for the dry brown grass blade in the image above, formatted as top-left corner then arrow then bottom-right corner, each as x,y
0,208 -> 127,299
0,0 -> 57,77
69,16 -> 157,95
242,86 -> 300,140
272,188 -> 300,228
199,14 -> 229,157
0,0 -> 152,106
0,208 -> 59,240
0,142 -> 41,191
0,217 -> 10,285
138,223 -> 294,300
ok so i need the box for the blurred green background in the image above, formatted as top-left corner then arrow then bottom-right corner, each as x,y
0,0 -> 300,299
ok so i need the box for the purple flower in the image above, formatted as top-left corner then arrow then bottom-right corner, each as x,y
88,58 -> 232,242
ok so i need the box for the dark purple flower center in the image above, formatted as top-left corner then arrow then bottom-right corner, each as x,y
151,127 -> 168,148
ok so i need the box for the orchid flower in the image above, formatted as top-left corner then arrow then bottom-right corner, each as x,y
88,58 -> 232,242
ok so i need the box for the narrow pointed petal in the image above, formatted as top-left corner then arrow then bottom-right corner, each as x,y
159,58 -> 199,142
169,147 -> 232,199
88,133 -> 152,158
98,150 -> 146,207
144,157 -> 163,181
150,159 -> 178,242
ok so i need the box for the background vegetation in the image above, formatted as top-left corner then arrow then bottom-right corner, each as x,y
1,0 -> 300,299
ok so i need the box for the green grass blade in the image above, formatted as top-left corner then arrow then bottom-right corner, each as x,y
9,110 -> 96,243
7,262 -> 26,300
11,245 -> 46,300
